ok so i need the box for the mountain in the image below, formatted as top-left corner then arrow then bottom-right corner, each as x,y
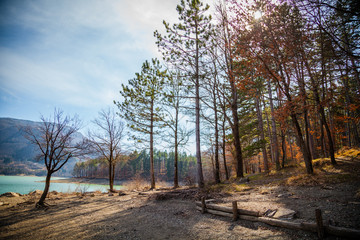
0,117 -> 84,176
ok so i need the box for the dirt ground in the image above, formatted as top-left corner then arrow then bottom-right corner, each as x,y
1,157 -> 360,240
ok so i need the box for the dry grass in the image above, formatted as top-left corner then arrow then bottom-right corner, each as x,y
335,147 -> 360,158
237,148 -> 360,188
205,182 -> 253,195
123,173 -> 173,191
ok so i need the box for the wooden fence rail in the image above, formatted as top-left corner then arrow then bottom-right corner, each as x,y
196,199 -> 360,239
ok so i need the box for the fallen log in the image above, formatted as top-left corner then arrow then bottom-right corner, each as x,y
196,206 -> 232,218
196,206 -> 360,239
195,201 -> 262,217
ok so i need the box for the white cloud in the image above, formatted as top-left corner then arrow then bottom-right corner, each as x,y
0,0 -> 216,124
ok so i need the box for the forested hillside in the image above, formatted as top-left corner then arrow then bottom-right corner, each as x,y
72,150 -> 197,183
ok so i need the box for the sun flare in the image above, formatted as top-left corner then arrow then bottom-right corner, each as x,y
254,10 -> 262,19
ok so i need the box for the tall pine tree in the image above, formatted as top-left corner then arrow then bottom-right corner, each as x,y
115,58 -> 166,189
155,0 -> 212,187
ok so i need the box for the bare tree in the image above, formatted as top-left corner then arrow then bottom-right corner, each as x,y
88,108 -> 125,192
23,109 -> 84,207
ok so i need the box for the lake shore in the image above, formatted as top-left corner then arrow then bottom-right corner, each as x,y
49,177 -> 119,186
2,181 -> 360,240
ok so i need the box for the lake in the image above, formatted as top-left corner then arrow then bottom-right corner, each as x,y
0,175 -> 122,195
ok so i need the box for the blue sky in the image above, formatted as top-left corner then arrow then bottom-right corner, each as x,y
0,0 -> 188,131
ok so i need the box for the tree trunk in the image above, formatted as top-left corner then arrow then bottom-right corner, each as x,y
37,171 -> 52,207
309,120 -> 317,159
150,101 -> 156,189
281,130 -> 286,168
287,130 -> 294,162
112,162 -> 115,191
267,79 -> 280,170
229,77 -> 244,178
291,113 -> 313,174
255,93 -> 269,172
303,51 -> 336,165
222,116 -> 229,180
174,111 -> 179,188
213,84 -> 220,184
109,160 -> 113,192
195,13 -> 204,188
222,9 -> 243,178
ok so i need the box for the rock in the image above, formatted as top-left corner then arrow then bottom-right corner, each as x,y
118,191 -> 127,196
1,192 -> 20,197
272,208 -> 297,219
277,193 -> 292,198
29,190 -> 43,195
238,177 -> 250,184
264,209 -> 277,217
108,193 -> 114,196
51,191 -> 59,195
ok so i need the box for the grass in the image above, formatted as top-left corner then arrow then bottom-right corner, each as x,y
205,182 -> 253,195
335,147 -> 360,158
208,148 -> 360,190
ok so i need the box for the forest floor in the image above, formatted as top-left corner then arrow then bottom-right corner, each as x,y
0,155 -> 359,240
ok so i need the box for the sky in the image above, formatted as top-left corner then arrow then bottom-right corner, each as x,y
0,0 -> 216,134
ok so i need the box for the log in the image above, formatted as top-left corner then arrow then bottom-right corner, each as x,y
326,225 -> 360,239
196,205 -> 360,239
315,209 -> 324,239
239,215 -> 304,231
201,197 -> 206,214
195,201 -> 262,217
232,201 -> 238,221
196,206 -> 232,218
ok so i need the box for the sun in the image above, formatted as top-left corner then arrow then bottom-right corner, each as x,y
254,10 -> 262,20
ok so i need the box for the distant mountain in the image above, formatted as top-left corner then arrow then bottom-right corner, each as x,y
0,118 -> 84,176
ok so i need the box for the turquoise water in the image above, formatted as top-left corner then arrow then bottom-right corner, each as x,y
0,176 -> 122,195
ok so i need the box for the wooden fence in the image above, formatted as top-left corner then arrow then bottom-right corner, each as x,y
196,197 -> 360,239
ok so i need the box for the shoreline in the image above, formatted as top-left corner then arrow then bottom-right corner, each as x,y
49,177 -> 123,186
0,175 -> 121,186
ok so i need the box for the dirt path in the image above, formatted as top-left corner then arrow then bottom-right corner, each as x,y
1,157 -> 359,239
1,183 -> 358,240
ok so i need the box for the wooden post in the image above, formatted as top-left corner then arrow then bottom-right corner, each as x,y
232,201 -> 238,221
201,197 -> 206,214
315,209 -> 324,239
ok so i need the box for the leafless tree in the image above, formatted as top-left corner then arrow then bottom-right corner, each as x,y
88,108 -> 125,192
23,109 -> 85,207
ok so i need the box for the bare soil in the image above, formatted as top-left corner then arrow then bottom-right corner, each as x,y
1,157 -> 359,240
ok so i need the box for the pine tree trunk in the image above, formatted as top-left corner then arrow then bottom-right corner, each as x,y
150,100 -> 156,189
213,85 -> 220,183
195,13 -> 204,188
268,79 -> 280,170
174,116 -> 179,188
222,117 -> 229,180
255,94 -> 269,172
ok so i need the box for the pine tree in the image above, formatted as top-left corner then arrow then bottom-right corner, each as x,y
155,0 -> 213,187
115,58 -> 166,189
